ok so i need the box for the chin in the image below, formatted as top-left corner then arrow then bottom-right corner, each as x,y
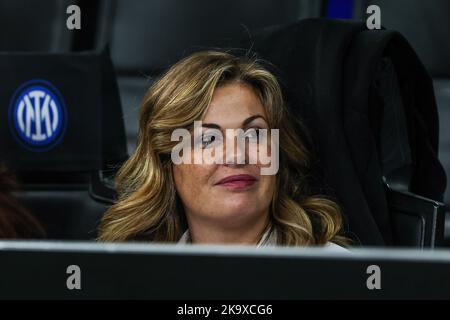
217,198 -> 261,219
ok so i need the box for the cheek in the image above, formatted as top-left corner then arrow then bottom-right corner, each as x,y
258,175 -> 276,199
173,164 -> 215,205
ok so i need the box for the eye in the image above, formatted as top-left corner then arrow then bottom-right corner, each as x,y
244,128 -> 260,141
201,133 -> 218,148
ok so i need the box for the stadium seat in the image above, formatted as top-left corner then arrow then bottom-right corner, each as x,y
245,18 -> 447,247
0,49 -> 127,240
367,0 -> 450,245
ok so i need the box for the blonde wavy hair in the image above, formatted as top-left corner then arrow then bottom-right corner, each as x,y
98,50 -> 348,246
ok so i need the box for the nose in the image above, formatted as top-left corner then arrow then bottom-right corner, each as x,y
224,129 -> 247,167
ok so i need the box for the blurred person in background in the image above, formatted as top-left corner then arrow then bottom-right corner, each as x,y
0,164 -> 45,239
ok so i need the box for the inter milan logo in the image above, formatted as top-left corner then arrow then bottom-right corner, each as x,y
9,80 -> 67,151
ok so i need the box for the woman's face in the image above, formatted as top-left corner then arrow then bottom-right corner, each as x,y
172,82 -> 276,230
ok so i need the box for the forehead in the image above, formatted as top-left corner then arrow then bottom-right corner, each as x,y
202,82 -> 266,126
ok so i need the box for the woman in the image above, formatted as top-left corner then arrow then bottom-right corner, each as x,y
98,50 -> 348,250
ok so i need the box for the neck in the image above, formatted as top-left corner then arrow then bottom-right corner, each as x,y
185,212 -> 270,245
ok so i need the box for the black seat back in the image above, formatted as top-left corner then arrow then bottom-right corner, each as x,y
244,18 -> 447,247
0,49 -> 127,239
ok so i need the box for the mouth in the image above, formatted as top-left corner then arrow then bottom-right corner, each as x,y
215,174 -> 257,189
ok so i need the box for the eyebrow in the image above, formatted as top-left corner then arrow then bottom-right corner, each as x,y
202,115 -> 267,129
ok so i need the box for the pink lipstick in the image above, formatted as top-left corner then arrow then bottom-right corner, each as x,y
215,174 -> 257,189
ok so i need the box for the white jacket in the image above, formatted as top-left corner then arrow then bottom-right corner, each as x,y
178,226 -> 349,252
